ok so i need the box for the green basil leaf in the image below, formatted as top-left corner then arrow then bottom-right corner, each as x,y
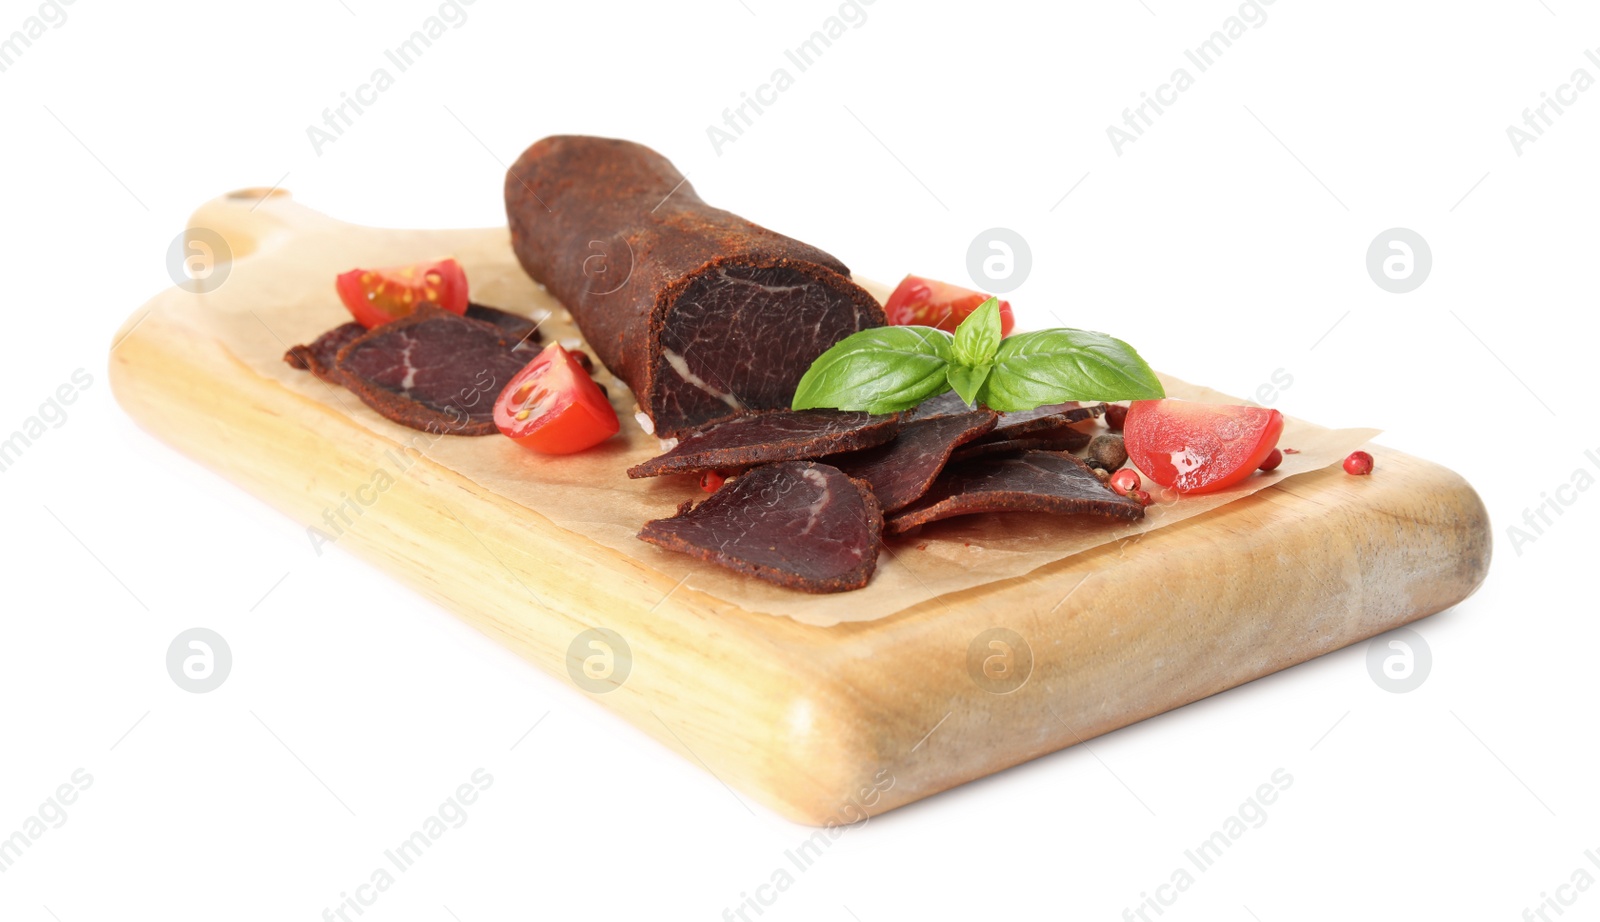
946,363 -> 990,407
791,325 -> 954,414
951,297 -> 1003,369
978,328 -> 1165,412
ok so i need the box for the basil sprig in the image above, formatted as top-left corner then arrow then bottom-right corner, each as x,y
791,297 -> 1164,413
789,325 -> 953,414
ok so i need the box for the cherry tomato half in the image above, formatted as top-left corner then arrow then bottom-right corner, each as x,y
493,343 -> 620,454
1123,400 -> 1284,494
883,275 -> 1016,336
336,258 -> 469,329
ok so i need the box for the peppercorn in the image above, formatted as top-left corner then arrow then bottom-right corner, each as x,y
1104,404 -> 1129,431
1088,434 -> 1128,471
1092,467 -> 1111,483
1258,448 -> 1284,472
1109,468 -> 1140,497
1131,488 -> 1153,506
571,350 -> 596,374
1343,450 -> 1374,476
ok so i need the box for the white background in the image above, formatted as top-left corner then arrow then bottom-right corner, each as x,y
2,1 -> 1597,919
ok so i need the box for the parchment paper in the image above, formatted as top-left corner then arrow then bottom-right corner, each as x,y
193,231 -> 1377,626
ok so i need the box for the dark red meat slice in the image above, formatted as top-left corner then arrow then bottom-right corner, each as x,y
283,321 -> 364,384
829,409 -> 998,512
505,136 -> 885,438
286,307 -> 537,384
909,390 -> 979,421
951,429 -> 1092,463
952,400 -> 1103,460
627,409 -> 904,479
985,401 -> 1105,440
638,461 -> 882,593
331,305 -> 531,436
464,303 -> 542,351
885,451 -> 1144,537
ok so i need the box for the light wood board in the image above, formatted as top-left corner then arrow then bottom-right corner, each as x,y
109,191 -> 1492,825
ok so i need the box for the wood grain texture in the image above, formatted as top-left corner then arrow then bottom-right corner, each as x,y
109,193 -> 1492,825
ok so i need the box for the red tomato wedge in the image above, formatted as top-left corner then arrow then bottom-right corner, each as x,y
883,275 -> 1016,336
493,343 -> 619,454
336,258 -> 469,329
1123,400 -> 1284,494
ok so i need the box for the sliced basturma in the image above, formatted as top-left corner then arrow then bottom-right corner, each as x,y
638,461 -> 883,593
951,400 -> 1103,460
464,303 -> 542,352
950,429 -> 1093,463
984,401 -> 1105,441
505,136 -> 885,438
909,390 -> 979,422
627,409 -> 904,479
284,321 -> 365,384
829,409 -> 998,512
332,305 -> 531,436
885,451 -> 1144,537
284,304 -> 539,386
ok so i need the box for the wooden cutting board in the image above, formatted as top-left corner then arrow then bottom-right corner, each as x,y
109,191 -> 1492,825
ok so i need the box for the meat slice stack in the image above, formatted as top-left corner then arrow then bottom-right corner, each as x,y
885,451 -> 1145,537
951,401 -> 1105,461
634,403 -> 1141,593
827,409 -> 998,513
626,409 -> 905,479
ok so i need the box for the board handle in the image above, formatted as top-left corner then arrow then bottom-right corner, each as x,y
184,187 -> 335,265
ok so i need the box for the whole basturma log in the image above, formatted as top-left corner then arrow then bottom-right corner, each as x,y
505,136 -> 886,439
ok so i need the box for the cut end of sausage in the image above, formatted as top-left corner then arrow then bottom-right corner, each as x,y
651,262 -> 885,437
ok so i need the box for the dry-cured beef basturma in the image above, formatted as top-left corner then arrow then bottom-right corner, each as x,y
627,409 -> 904,479
638,461 -> 882,593
285,305 -> 531,436
285,305 -> 541,386
284,321 -> 364,384
829,409 -> 998,513
952,430 -> 1093,462
335,306 -> 531,436
885,451 -> 1144,537
984,401 -> 1104,441
951,400 -> 1103,461
464,303 -> 542,352
505,136 -> 886,439
909,390 -> 979,422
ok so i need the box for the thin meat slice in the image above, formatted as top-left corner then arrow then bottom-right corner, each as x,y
638,461 -> 882,593
627,409 -> 904,479
284,321 -> 365,384
830,409 -> 998,512
885,450 -> 1144,537
909,390 -> 979,422
333,305 -> 532,436
286,305 -> 538,388
983,401 -> 1105,441
465,303 -> 542,351
951,429 -> 1092,463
